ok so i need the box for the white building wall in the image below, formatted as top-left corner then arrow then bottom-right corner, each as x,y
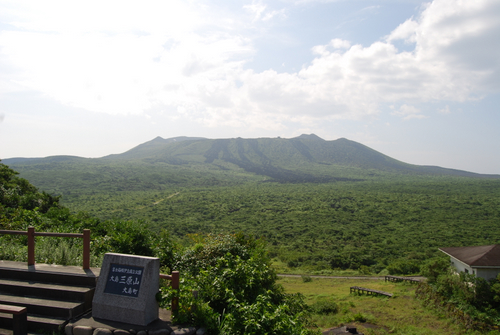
476,268 -> 500,281
450,257 -> 500,280
450,258 -> 473,274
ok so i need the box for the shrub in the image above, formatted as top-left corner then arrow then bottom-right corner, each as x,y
417,271 -> 500,330
104,220 -> 154,256
310,300 -> 338,315
302,275 -> 313,283
386,259 -> 420,275
420,257 -> 449,283
358,265 -> 371,275
157,233 -> 319,334
353,312 -> 367,322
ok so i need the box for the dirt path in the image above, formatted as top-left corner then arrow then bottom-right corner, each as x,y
153,192 -> 180,205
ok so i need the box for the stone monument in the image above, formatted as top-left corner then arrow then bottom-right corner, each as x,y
92,253 -> 160,326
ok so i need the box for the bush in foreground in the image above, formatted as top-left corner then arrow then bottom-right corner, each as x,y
157,233 -> 319,335
418,268 -> 500,331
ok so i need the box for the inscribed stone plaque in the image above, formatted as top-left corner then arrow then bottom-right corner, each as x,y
92,253 -> 160,326
104,263 -> 144,297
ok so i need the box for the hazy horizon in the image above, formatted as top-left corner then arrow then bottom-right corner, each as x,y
1,0 -> 499,174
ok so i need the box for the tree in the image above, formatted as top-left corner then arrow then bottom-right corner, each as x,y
158,233 -> 318,334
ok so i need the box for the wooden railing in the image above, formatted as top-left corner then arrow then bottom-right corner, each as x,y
160,271 -> 180,311
385,275 -> 421,284
350,286 -> 393,297
0,226 -> 91,269
0,304 -> 27,335
1,227 -> 180,311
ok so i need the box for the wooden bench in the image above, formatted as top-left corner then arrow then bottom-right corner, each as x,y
350,286 -> 393,297
0,304 -> 27,335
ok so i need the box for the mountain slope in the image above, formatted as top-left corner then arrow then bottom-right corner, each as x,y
3,135 -> 498,187
104,136 -> 207,161
101,135 -> 497,179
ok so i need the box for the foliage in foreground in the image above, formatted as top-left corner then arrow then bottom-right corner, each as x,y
418,262 -> 500,331
0,161 -> 170,266
1,162 -> 317,334
157,233 -> 319,334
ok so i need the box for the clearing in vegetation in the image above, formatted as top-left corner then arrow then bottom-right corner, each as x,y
278,276 -> 482,335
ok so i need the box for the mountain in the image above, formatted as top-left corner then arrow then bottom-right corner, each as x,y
104,136 -> 207,160
4,135 -> 500,281
103,134 -> 497,179
3,135 -> 499,186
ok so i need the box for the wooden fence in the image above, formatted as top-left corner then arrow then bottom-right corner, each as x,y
160,271 -> 180,311
385,275 -> 421,284
0,227 -> 180,311
0,226 -> 90,269
350,286 -> 393,297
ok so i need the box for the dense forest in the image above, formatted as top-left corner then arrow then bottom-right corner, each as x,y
5,135 -> 500,276
0,162 -> 321,334
51,176 -> 500,274
3,133 -> 500,333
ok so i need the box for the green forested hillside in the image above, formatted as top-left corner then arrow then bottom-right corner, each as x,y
8,135 -> 493,182
4,135 -> 500,274
57,177 -> 500,273
0,162 -> 320,334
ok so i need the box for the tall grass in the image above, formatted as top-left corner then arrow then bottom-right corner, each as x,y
0,236 -> 102,267
278,276 -> 473,334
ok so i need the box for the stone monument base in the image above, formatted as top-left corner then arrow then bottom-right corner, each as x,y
92,253 -> 160,326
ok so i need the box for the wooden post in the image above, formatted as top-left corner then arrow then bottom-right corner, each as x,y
12,307 -> 27,335
83,229 -> 90,269
27,227 -> 35,266
0,305 -> 27,335
171,271 -> 180,311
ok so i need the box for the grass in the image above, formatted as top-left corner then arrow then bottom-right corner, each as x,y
271,259 -> 381,277
0,235 -> 103,267
277,276 -> 480,335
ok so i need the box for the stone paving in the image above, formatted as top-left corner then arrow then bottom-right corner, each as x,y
66,308 -> 203,335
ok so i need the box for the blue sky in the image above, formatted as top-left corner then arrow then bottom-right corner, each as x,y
1,0 -> 499,174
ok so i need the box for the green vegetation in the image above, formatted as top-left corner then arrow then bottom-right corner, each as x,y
6,136 -> 499,275
0,162 -> 317,334
33,179 -> 500,273
416,261 -> 500,331
157,233 -> 317,334
3,134 -> 500,333
6,151 -> 500,275
3,155 -> 500,333
279,276 -> 469,335
0,161 -> 163,266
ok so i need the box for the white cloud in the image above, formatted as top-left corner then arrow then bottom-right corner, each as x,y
386,19 -> 419,43
1,0 -> 202,34
243,0 -> 268,21
234,0 -> 500,126
438,105 -> 451,114
330,38 -> 351,50
1,0 -> 499,131
0,1 -> 253,115
243,0 -> 286,22
392,104 -> 427,120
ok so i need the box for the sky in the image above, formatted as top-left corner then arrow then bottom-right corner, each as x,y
0,0 -> 499,174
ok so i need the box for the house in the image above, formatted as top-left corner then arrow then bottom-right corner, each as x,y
439,245 -> 500,281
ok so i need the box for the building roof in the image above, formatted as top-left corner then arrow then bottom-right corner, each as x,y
439,245 -> 500,267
